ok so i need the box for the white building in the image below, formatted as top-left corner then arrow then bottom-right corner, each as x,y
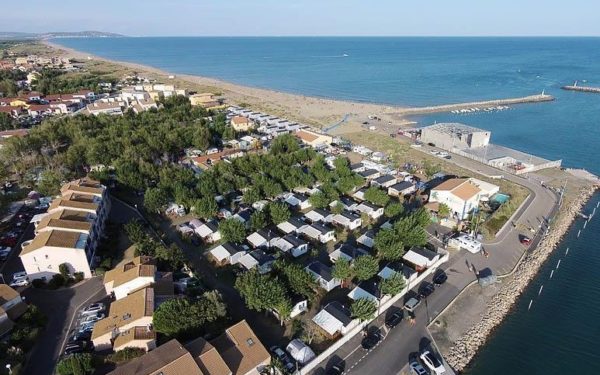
271,234 -> 309,258
312,301 -> 358,337
429,178 -> 482,220
209,242 -> 247,264
305,261 -> 340,292
103,256 -> 156,300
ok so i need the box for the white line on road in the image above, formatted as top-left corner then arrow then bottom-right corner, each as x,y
538,285 -> 543,295
550,270 -> 554,279
556,259 -> 561,269
528,299 -> 533,310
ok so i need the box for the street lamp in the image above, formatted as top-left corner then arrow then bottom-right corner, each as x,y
6,364 -> 12,375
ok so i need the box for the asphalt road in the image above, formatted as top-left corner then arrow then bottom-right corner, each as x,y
313,146 -> 560,375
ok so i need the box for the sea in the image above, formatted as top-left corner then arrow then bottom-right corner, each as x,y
57,37 -> 600,374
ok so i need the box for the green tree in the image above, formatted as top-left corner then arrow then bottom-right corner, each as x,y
155,243 -> 187,269
55,353 -> 95,375
279,263 -> 318,300
384,202 -> 404,218
144,187 -> 170,213
235,270 -> 291,324
194,197 -> 218,219
374,229 -> 405,261
332,258 -> 353,287
219,218 -> 247,243
37,169 -> 63,196
308,192 -> 330,209
423,160 -> 441,178
351,298 -> 377,322
331,202 -> 343,214
124,220 -> 147,244
59,263 -> 70,279
153,292 -> 226,339
269,202 -> 291,224
242,187 -> 261,205
438,203 -> 451,218
250,210 -> 268,231
363,186 -> 390,206
393,215 -> 428,248
353,255 -> 379,281
380,274 -> 406,296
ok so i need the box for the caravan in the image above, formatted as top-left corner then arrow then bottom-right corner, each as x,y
448,234 -> 482,253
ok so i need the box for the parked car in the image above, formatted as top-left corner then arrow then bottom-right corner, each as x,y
81,303 -> 105,316
270,346 -> 295,373
520,236 -> 532,246
409,359 -> 429,375
12,271 -> 27,280
385,311 -> 404,329
78,323 -> 95,333
418,283 -> 435,299
404,297 -> 421,312
361,330 -> 383,350
70,330 -> 92,342
326,365 -> 344,375
64,340 -> 91,355
433,271 -> 448,286
420,350 -> 446,375
80,313 -> 105,325
9,277 -> 29,287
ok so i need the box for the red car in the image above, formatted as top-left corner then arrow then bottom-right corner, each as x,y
520,236 -> 532,246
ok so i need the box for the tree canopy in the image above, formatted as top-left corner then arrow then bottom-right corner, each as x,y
219,218 -> 247,243
351,298 -> 377,322
153,291 -> 226,339
353,255 -> 379,281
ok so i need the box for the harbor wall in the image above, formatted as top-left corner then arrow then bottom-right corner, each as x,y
561,85 -> 600,94
443,185 -> 599,372
398,94 -> 554,115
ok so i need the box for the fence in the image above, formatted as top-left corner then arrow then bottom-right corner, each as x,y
297,250 -> 450,375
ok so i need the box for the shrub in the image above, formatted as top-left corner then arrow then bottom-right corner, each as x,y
73,272 -> 84,283
31,279 -> 46,288
106,347 -> 146,364
48,274 -> 66,289
59,263 -> 70,279
94,267 -> 106,276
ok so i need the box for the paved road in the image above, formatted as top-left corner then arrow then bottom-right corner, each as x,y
312,145 -> 560,375
23,277 -> 105,375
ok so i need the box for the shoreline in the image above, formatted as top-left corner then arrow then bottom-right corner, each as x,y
44,40 -> 554,134
35,40 -> 599,372
443,185 -> 599,372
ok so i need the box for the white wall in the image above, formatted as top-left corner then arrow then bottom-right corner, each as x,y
21,247 -> 92,280
113,277 -> 155,300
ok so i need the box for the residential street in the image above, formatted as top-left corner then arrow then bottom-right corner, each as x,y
312,147 -> 560,374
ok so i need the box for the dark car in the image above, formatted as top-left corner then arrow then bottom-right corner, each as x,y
361,330 -> 383,350
63,341 -> 90,355
418,283 -> 435,299
326,365 -> 344,375
269,346 -> 295,373
433,271 -> 448,286
385,311 -> 404,329
70,330 -> 92,342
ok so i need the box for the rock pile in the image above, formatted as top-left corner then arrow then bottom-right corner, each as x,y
445,186 -> 598,372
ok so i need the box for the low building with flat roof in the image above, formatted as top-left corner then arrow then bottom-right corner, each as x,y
420,122 -> 490,150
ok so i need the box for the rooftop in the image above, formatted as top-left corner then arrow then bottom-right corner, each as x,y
20,230 -> 87,256
107,339 -> 203,375
185,337 -> 232,375
212,320 -> 270,375
92,288 -> 154,340
422,122 -> 487,136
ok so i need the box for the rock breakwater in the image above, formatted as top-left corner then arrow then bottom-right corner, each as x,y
445,185 -> 599,372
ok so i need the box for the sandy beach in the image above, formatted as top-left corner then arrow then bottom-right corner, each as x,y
43,40 -> 554,137
44,40 -> 412,134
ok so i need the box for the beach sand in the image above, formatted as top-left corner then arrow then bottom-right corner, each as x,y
44,40 -> 410,133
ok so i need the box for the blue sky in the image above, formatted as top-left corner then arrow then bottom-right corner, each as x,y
3,0 -> 600,36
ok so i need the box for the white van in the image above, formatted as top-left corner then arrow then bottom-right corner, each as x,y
448,234 -> 482,254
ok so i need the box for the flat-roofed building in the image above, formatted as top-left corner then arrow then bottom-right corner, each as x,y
420,122 -> 490,150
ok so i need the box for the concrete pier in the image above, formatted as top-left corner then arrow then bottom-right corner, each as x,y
397,94 -> 555,115
561,85 -> 600,94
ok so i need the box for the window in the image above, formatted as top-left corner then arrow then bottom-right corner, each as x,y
45,255 -> 49,259
246,338 -> 254,346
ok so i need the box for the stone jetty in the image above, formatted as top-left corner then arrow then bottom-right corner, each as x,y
397,94 -> 555,115
444,185 -> 599,372
561,85 -> 600,94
